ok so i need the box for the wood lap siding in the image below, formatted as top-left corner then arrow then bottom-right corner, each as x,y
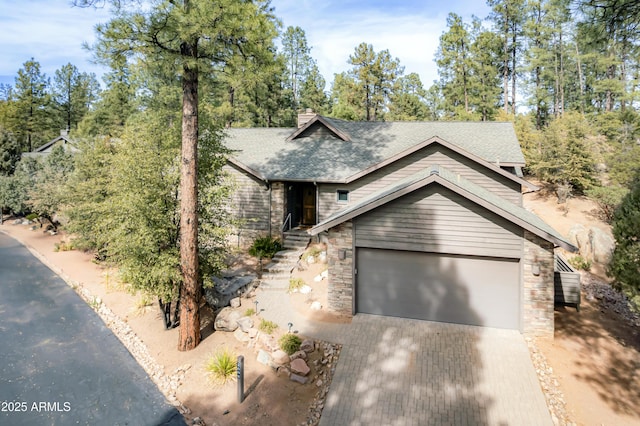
225,165 -> 270,231
318,144 -> 522,221
355,185 -> 523,259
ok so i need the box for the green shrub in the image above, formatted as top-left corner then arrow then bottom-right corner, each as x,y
586,185 -> 629,223
205,348 -> 237,385
304,246 -> 322,258
26,213 -> 38,221
248,236 -> 282,259
243,308 -> 256,317
258,319 -> 278,335
53,240 -> 75,252
278,333 -> 302,355
288,277 -> 305,293
568,255 -> 591,271
608,179 -> 640,309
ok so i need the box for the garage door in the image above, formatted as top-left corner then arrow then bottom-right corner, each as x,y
356,248 -> 521,329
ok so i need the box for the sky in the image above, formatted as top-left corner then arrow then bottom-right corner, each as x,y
0,0 -> 492,91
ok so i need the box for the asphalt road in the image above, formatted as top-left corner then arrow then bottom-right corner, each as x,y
0,233 -> 186,426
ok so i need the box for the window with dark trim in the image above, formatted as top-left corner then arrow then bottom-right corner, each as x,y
337,189 -> 349,202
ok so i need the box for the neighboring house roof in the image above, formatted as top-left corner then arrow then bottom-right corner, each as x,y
22,132 -> 77,158
224,117 -> 526,183
309,164 -> 577,252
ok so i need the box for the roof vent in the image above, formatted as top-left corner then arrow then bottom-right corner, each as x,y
297,108 -> 316,128
430,165 -> 439,175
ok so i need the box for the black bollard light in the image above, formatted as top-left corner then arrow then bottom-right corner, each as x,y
237,355 -> 245,403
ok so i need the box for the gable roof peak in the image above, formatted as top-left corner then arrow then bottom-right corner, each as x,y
287,114 -> 351,142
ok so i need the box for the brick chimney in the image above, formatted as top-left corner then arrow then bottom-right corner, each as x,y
297,108 -> 316,128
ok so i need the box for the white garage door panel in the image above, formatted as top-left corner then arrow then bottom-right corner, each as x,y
356,248 -> 520,329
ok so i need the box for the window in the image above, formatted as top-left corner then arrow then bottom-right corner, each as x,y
337,190 -> 349,202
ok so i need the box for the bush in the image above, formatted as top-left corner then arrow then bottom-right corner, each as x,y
608,179 -> 640,308
288,277 -> 305,293
586,185 -> 629,223
243,308 -> 255,317
258,319 -> 278,335
248,236 -> 282,259
26,213 -> 38,221
568,255 -> 591,271
205,348 -> 237,385
278,333 -> 302,355
53,240 -> 75,252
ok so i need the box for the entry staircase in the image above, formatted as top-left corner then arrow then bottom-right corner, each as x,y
259,229 -> 310,290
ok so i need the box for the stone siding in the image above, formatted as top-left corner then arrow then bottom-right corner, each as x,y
269,182 -> 286,240
326,221 -> 354,315
522,230 -> 555,337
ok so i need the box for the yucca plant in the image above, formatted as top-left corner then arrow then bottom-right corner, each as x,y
205,348 -> 237,385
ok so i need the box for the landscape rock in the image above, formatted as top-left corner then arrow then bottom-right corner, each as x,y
589,228 -> 615,264
568,224 -> 615,265
290,358 -> 311,376
300,339 -> 315,353
259,333 -> 279,352
214,307 -> 241,332
307,255 -> 316,264
204,275 -> 257,310
272,350 -> 290,365
233,328 -> 250,343
300,285 -> 312,293
230,297 -> 241,308
236,316 -> 254,332
290,350 -> 307,360
247,328 -> 259,338
310,301 -> 322,310
290,373 -> 308,384
257,349 -> 273,367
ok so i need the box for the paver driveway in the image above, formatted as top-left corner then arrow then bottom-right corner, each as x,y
0,233 -> 185,426
257,289 -> 553,426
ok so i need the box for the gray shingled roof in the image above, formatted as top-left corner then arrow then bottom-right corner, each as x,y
224,118 -> 525,182
310,164 -> 576,252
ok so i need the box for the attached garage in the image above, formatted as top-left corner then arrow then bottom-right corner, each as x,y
355,248 -> 521,329
311,166 -> 576,336
353,183 -> 524,330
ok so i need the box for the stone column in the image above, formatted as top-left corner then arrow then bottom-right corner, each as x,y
326,221 -> 353,316
523,230 -> 555,337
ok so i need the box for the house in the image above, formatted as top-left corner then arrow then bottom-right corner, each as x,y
223,112 -> 577,336
22,129 -> 78,159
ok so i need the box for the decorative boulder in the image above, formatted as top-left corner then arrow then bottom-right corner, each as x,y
230,297 -> 241,308
290,350 -> 307,360
272,350 -> 290,366
257,350 -> 273,367
290,358 -> 311,376
300,339 -> 315,353
259,333 -> 279,352
214,307 -> 242,332
290,373 -> 308,384
234,328 -> 250,343
589,227 -> 615,264
204,275 -> 257,310
310,301 -> 322,310
237,316 -> 254,332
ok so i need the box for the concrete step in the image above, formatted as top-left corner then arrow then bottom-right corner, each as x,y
261,271 -> 291,280
272,250 -> 303,262
258,278 -> 289,291
263,262 -> 291,274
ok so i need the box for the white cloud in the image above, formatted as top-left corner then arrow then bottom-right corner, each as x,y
0,0 -> 491,91
271,0 -> 490,89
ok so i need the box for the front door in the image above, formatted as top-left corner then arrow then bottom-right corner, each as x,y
302,185 -> 316,225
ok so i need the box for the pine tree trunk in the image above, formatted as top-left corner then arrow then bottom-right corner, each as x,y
178,39 -> 201,352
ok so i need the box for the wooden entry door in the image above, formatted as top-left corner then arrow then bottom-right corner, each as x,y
302,185 -> 316,225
